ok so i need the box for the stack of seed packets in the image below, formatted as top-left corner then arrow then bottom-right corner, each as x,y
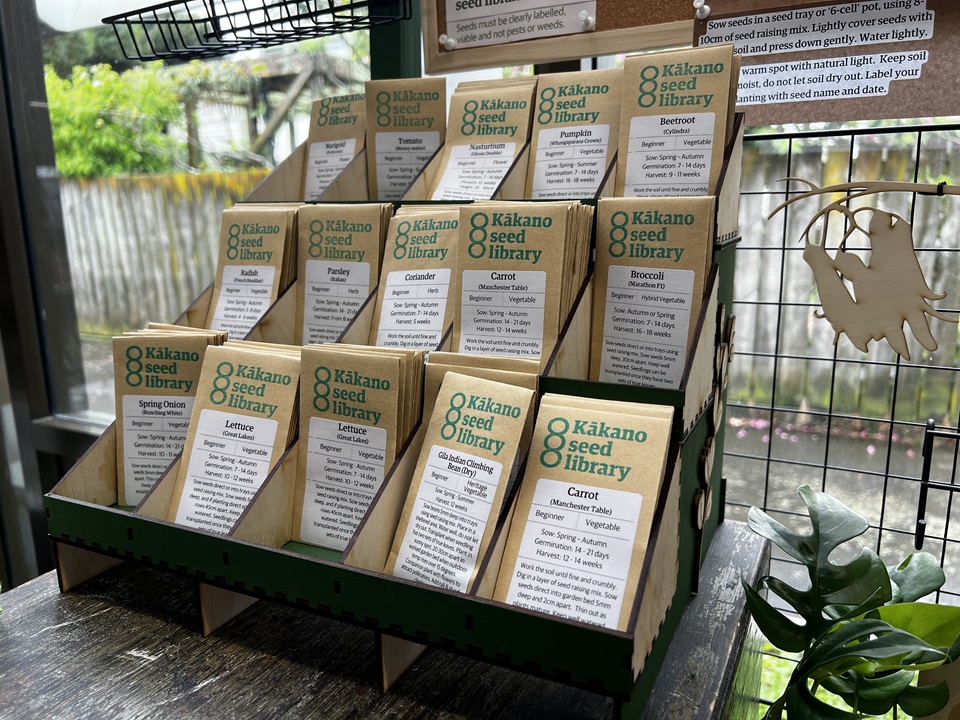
293,344 -> 422,551
427,78 -> 537,201
365,77 -> 447,201
368,205 -> 461,352
301,92 -> 366,202
204,203 -> 299,339
295,203 -> 394,345
494,394 -> 674,631
452,201 -> 592,368
384,373 -> 536,593
112,324 -> 225,506
166,340 -> 301,534
616,44 -> 740,198
424,352 -> 540,509
524,68 -> 622,200
591,196 -> 716,389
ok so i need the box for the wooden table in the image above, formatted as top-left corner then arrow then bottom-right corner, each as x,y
0,521 -> 767,719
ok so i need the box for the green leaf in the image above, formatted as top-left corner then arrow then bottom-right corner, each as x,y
799,485 -> 870,564
785,681 -> 866,719
747,505 -> 813,564
870,603 -> 960,649
896,681 -> 950,717
742,580 -> 809,652
888,552 -> 945,602
855,669 -> 913,701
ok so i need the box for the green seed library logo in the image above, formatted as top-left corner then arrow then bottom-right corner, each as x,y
210,362 -> 234,404
540,417 -> 569,467
308,220 -> 324,258
537,87 -> 555,125
468,212 -> 488,258
608,211 -> 629,258
393,221 -> 411,260
637,66 -> 659,108
227,224 -> 241,260
442,392 -> 467,440
313,365 -> 331,412
125,345 -> 143,387
461,100 -> 478,136
376,91 -> 392,127
315,97 -> 331,127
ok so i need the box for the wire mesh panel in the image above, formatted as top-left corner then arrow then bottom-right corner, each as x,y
725,122 -> 960,608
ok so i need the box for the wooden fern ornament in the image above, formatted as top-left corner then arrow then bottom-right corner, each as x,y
771,179 -> 958,360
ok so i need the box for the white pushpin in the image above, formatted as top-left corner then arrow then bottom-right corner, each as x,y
578,10 -> 595,30
439,34 -> 457,50
693,0 -> 711,20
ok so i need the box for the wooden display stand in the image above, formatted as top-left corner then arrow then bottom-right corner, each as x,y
44,108 -> 743,716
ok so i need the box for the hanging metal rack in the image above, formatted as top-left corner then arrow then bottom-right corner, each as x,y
103,0 -> 412,61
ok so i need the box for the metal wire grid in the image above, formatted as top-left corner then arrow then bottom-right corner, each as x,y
103,0 -> 411,61
724,121 -> 960,608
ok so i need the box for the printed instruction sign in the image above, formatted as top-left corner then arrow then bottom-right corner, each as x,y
300,417 -> 388,550
445,0 -> 596,49
392,444 -> 503,592
695,0 -> 960,124
599,266 -> 694,389
504,478 -> 643,630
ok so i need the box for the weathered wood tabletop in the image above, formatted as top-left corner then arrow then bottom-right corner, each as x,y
0,521 -> 767,719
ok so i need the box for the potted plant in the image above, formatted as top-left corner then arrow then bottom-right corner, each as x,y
745,485 -> 960,718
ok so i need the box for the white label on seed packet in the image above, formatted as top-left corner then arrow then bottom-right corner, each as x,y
122,394 -> 194,504
599,265 -> 694,389
302,260 -> 370,344
459,269 -> 546,357
531,125 -> 609,199
303,138 -> 356,201
624,113 -> 715,197
208,265 -> 277,339
375,131 -> 441,201
300,417 -> 388,551
393,444 -> 502,592
504,477 -> 643,629
430,143 -> 516,201
175,408 -> 278,533
376,268 -> 451,351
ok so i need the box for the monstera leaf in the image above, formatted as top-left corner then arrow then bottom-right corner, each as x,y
746,486 -> 960,720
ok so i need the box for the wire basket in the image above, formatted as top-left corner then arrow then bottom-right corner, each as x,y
103,0 -> 412,61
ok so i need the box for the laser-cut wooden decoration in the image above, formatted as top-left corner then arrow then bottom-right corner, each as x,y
771,179 -> 958,360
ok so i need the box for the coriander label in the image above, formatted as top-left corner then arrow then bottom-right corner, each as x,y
375,268 -> 450,350
504,477 -> 643,629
